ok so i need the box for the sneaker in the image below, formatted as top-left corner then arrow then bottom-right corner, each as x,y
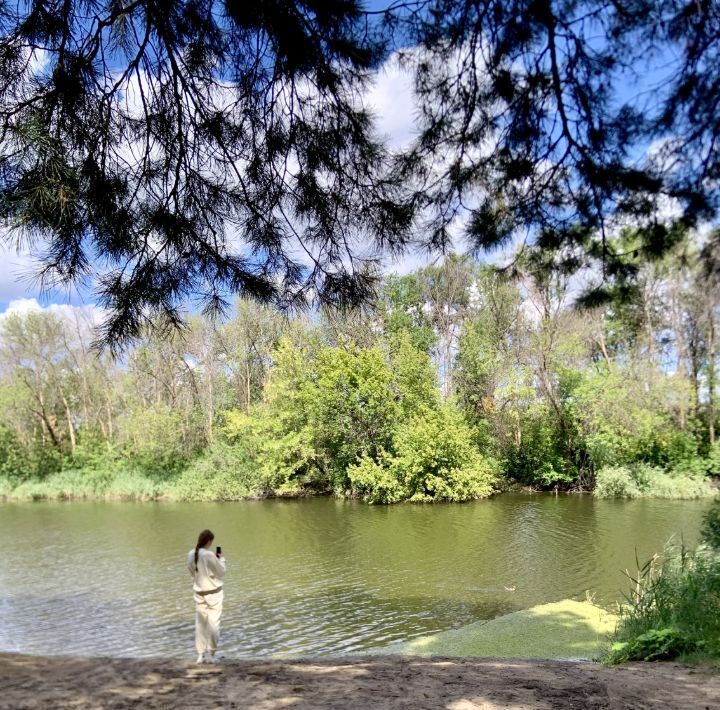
206,654 -> 221,664
196,653 -> 205,664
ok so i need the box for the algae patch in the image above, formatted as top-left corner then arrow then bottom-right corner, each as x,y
378,599 -> 618,660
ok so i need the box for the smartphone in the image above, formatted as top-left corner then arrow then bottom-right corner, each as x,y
216,545 -> 222,557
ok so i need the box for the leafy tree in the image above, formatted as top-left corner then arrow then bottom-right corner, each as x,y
455,268 -> 524,423
0,311 -> 81,453
379,274 -> 437,354
349,404 -> 497,503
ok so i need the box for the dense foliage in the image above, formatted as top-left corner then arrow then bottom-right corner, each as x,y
702,499 -> 720,550
0,242 -> 718,502
607,543 -> 720,664
606,505 -> 720,665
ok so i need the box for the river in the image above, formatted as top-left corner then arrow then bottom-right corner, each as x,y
0,495 -> 710,659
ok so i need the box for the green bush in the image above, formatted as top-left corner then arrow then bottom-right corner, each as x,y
702,500 -> 720,549
173,441 -> 259,501
647,472 -> 713,499
348,406 -> 497,503
594,463 -> 713,499
640,429 -> 699,468
608,628 -> 699,663
605,545 -> 720,664
0,423 -> 64,482
585,432 -> 624,471
594,466 -> 641,498
504,412 -> 574,488
0,476 -> 13,497
118,404 -> 204,476
706,442 -> 720,476
346,452 -> 405,504
670,456 -> 709,478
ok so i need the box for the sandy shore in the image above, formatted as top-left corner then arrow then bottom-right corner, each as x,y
1,652 -> 718,709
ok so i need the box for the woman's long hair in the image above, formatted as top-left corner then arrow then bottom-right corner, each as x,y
194,529 -> 214,572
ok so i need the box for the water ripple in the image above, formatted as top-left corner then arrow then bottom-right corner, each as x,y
0,496 -> 709,659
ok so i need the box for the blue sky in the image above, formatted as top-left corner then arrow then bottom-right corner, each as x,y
0,1 -> 687,317
0,34 -> 430,316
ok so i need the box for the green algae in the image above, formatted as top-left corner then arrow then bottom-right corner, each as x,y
376,599 -> 618,661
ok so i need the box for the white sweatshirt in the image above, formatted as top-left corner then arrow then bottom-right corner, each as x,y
187,547 -> 226,592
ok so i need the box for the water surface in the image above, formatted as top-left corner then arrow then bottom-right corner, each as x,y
0,495 -> 710,659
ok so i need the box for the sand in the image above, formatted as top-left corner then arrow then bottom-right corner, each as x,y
1,652 -> 718,709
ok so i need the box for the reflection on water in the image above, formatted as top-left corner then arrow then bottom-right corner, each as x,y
0,495 -> 710,659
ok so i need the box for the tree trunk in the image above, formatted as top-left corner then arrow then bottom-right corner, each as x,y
596,330 -> 611,367
708,313 -> 716,446
206,367 -> 214,445
246,358 -> 251,411
32,407 -> 61,450
61,394 -> 76,452
105,391 -> 114,440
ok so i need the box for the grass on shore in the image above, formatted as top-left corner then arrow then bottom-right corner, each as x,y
0,468 -> 168,501
605,542 -> 720,665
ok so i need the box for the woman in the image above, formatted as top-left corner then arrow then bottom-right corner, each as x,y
187,529 -> 226,663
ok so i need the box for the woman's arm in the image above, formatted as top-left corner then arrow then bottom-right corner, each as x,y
209,553 -> 226,580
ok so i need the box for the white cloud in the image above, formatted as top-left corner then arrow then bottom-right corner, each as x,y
0,297 -> 106,327
1,297 -> 42,317
366,53 -> 417,150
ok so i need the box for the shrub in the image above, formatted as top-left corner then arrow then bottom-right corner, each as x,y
702,500 -> 720,550
173,441 -> 259,501
608,628 -> 699,663
346,452 -> 406,504
605,544 -> 720,664
670,456 -> 709,478
118,404 -> 204,476
631,429 -> 699,468
585,432 -> 623,471
646,471 -> 713,499
348,406 -> 497,503
504,412 -> 574,488
0,424 -> 64,482
707,442 -> 720,476
594,466 -> 641,499
594,463 -> 714,499
0,476 -> 13,497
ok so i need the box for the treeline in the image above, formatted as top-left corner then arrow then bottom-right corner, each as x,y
1,234 -> 719,502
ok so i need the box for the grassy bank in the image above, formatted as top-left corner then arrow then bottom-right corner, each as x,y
0,468 -> 170,501
1,463 -> 717,503
593,463 -> 716,500
604,502 -> 720,666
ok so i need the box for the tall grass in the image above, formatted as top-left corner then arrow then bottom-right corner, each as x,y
4,467 -> 168,501
605,542 -> 720,664
702,499 -> 720,549
594,463 -> 715,499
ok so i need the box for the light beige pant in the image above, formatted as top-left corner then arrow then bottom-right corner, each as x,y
193,589 -> 223,655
